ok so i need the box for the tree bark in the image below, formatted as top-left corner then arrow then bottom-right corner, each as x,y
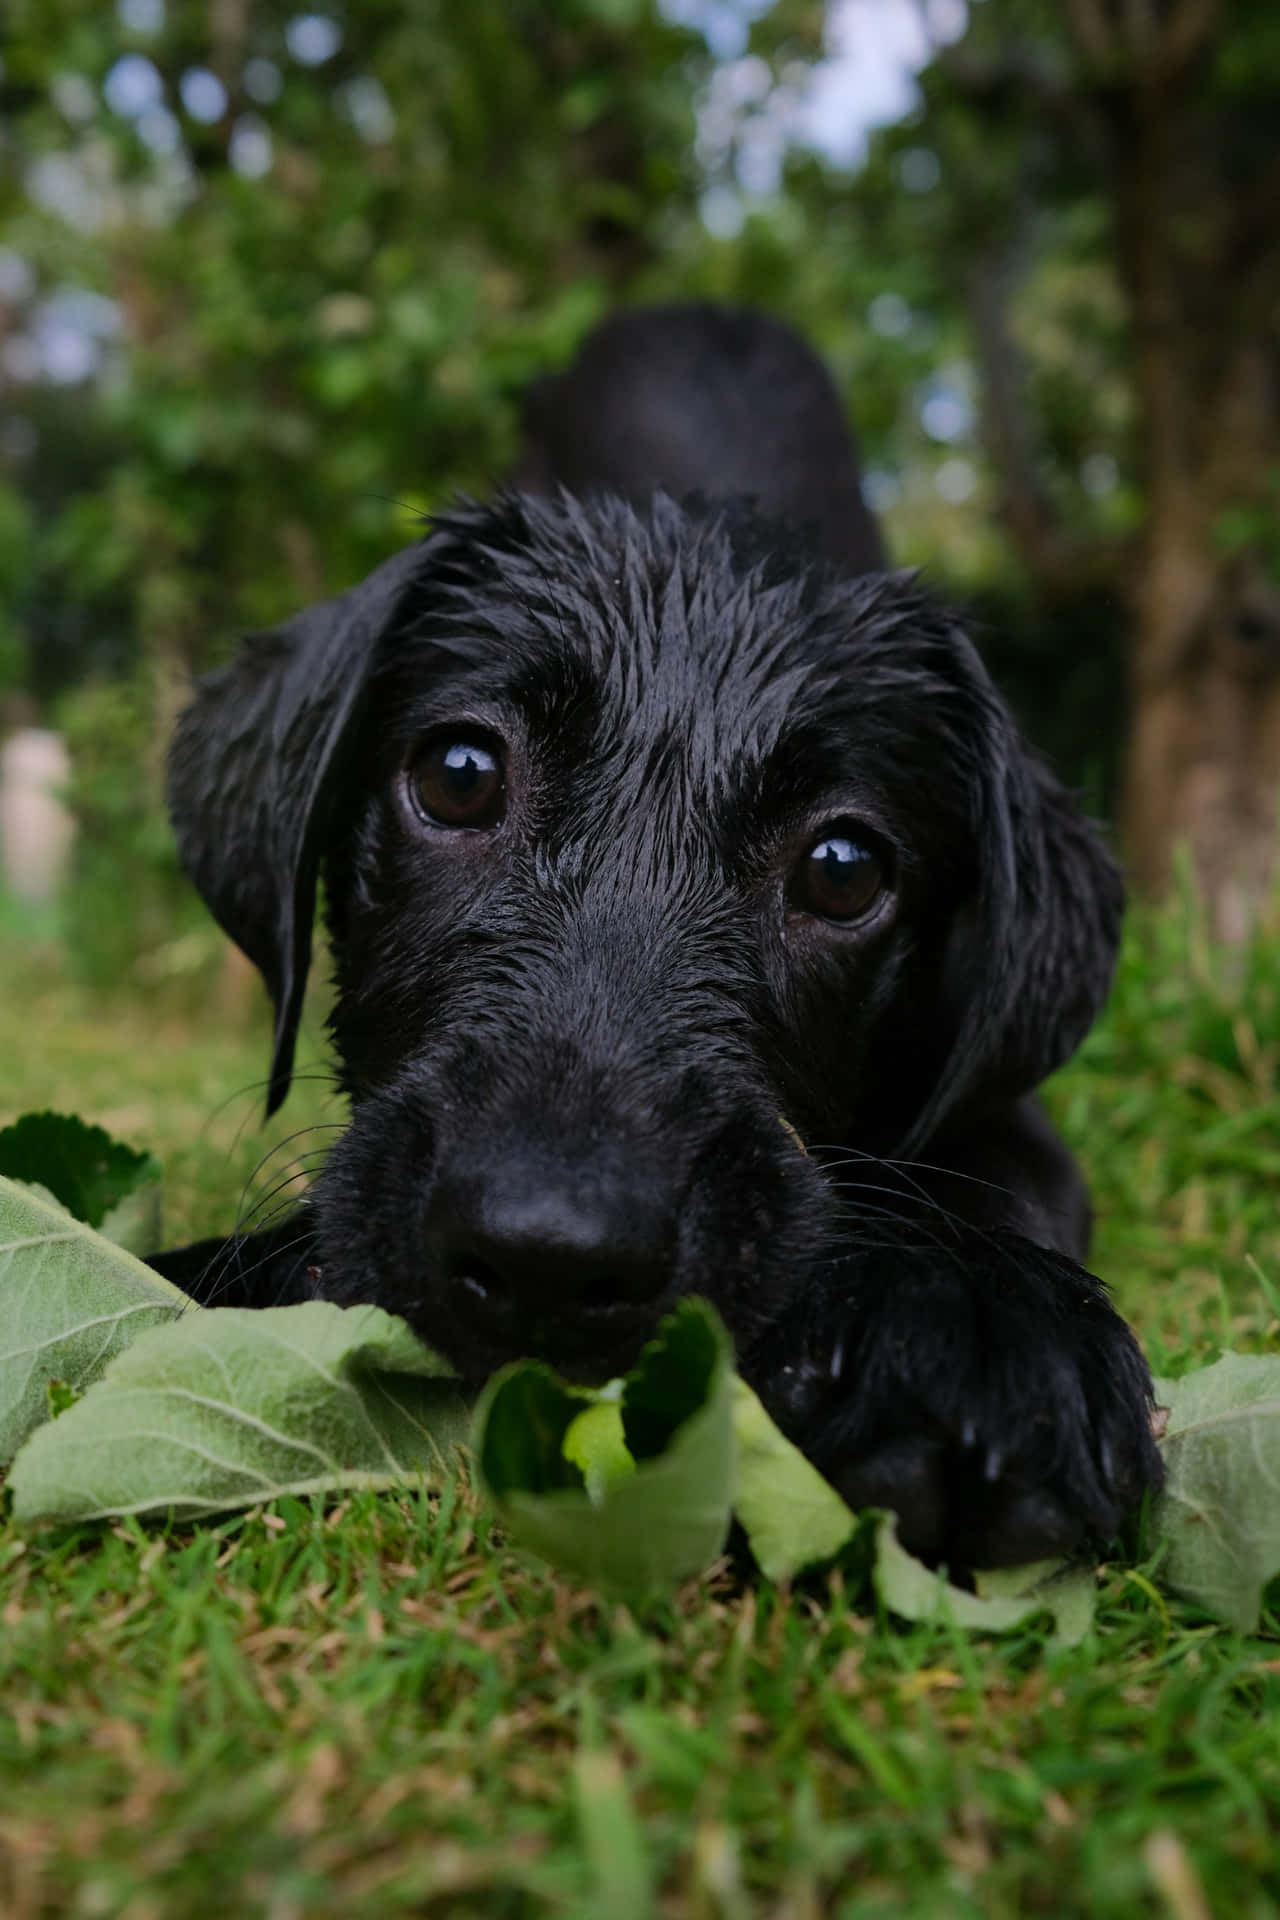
1066,6 -> 1280,933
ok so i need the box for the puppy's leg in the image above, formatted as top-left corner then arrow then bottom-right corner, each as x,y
148,1218 -> 317,1308
744,1212 -> 1162,1571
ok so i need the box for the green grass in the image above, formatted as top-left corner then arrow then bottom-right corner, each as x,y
2,897 -> 1280,1918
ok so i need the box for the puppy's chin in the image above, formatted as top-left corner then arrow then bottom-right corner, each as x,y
404,1285 -> 676,1387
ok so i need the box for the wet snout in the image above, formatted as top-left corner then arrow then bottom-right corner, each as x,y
422,1141 -> 680,1377
428,1154 -> 673,1310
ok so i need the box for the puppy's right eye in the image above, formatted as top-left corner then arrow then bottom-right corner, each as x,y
409,739 -> 505,829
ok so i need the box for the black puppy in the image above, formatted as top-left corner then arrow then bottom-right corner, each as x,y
155,303 -> 1161,1570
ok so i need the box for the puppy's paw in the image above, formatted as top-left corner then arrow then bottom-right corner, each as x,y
746,1234 -> 1163,1571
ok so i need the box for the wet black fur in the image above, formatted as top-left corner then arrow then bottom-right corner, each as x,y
154,303 -> 1162,1570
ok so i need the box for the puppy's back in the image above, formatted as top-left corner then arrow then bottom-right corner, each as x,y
511,302 -> 886,575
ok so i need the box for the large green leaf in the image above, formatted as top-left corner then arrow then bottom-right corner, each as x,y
1153,1353 -> 1280,1631
10,1300 -> 470,1525
0,1175 -> 188,1467
474,1299 -> 734,1595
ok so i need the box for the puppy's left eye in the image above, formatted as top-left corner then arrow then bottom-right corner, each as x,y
410,738 -> 505,829
793,830 -> 886,923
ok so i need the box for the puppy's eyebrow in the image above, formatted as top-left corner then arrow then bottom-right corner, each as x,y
744,718 -> 869,818
508,651 -> 602,737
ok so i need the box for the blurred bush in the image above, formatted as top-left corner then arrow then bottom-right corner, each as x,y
56,672 -> 219,991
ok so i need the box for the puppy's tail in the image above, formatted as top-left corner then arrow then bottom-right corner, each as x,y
510,301 -> 886,575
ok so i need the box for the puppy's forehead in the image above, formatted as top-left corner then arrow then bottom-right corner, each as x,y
402,493 -> 989,803
552,541 -> 820,781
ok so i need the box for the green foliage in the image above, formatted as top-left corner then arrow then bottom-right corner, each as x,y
0,0 -> 717,971
3,0 -> 1277,837
0,489 -> 35,696
0,1109 -> 158,1230
1214,467 -> 1280,575
55,671 -> 217,986
2,0 -> 708,695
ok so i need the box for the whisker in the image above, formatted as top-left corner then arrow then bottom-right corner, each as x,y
811,1194 -> 960,1258
233,1127 -> 344,1236
199,1070 -> 345,1155
235,1160 -> 331,1240
234,1181 -> 324,1243
808,1141 -> 1019,1205
818,1172 -> 971,1234
184,1225 -> 318,1308
807,1142 -> 971,1219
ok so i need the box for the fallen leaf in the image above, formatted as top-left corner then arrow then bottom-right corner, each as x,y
874,1514 -> 1096,1646
729,1376 -> 858,1579
474,1299 -> 734,1594
1153,1352 -> 1280,1631
0,1112 -> 161,1246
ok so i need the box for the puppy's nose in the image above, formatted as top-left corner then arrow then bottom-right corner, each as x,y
428,1171 -> 672,1313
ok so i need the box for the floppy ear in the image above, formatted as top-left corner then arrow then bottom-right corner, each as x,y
168,539 -> 430,1115
902,731 -> 1124,1154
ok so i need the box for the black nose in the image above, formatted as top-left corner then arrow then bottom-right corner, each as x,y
427,1165 -> 673,1313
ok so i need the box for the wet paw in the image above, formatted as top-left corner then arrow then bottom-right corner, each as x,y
747,1232 -> 1163,1571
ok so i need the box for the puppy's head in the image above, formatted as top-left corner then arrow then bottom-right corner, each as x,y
170,491 -> 1121,1378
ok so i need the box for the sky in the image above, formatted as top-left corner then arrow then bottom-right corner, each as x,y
671,0 -> 967,236
792,0 -> 967,166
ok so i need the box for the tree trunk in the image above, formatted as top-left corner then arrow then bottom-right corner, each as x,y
934,5 -> 1280,930
1080,8 -> 1280,934
1116,167 -> 1280,934
1124,541 -> 1280,940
